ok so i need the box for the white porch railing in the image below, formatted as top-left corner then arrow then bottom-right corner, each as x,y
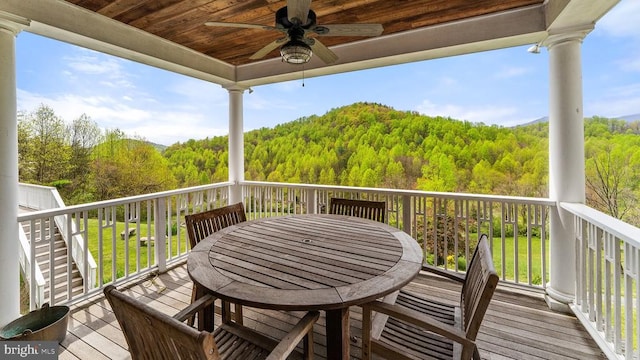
563,202 -> 640,360
18,183 -> 98,308
240,181 -> 553,288
17,182 -> 232,308
15,181 -> 640,358
17,225 -> 45,308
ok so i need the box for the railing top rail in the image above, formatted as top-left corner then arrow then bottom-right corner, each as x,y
561,202 -> 640,247
18,183 -> 57,190
18,182 -> 233,221
240,180 -> 555,205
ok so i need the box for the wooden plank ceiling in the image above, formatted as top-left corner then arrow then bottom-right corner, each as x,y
64,0 -> 543,66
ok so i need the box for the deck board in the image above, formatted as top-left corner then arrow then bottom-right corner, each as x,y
59,262 -> 607,360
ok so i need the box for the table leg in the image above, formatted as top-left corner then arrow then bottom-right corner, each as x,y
325,308 -> 350,360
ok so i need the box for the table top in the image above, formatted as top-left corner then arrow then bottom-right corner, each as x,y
187,214 -> 423,311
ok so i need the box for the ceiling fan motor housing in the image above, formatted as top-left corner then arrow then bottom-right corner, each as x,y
276,6 -> 317,28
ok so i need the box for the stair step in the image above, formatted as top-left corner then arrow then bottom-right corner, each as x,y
35,240 -> 66,252
44,284 -> 84,304
20,219 -> 85,305
40,261 -> 79,275
36,247 -> 67,261
42,268 -> 81,286
37,255 -> 74,271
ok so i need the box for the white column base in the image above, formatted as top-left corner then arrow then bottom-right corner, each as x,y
545,286 -> 573,314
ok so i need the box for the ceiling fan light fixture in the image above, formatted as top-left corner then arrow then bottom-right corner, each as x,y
280,39 -> 312,64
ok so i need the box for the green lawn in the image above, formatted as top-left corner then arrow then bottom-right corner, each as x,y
425,234 -> 549,286
84,218 -> 189,284
490,235 -> 549,285
82,216 -> 548,286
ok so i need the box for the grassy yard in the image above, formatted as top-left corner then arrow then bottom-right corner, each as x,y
84,218 -> 189,284
490,235 -> 549,285
426,234 -> 549,286
82,216 -> 548,286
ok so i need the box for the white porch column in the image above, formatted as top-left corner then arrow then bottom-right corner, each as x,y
224,85 -> 247,204
0,12 -> 28,326
545,27 -> 591,312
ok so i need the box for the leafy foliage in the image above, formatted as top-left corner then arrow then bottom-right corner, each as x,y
166,102 -> 551,196
18,104 -> 177,203
17,102 -> 640,225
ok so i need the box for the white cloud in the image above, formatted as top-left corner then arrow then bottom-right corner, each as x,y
598,1 -> 640,39
15,44 -> 236,145
65,52 -> 135,88
619,57 -> 640,72
587,83 -> 640,117
495,66 -> 531,79
67,58 -> 119,75
415,99 -> 522,126
17,88 -> 228,145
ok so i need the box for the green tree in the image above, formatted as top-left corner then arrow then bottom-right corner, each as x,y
22,104 -> 71,184
92,130 -> 177,200
65,114 -> 102,203
586,139 -> 640,221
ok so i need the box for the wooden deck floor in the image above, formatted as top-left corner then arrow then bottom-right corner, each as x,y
59,263 -> 607,360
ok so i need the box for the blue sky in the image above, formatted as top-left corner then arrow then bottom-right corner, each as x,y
16,1 -> 640,146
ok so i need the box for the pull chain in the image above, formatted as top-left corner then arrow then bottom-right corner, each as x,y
302,65 -> 305,87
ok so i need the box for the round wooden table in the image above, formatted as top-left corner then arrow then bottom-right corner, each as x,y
187,214 -> 423,359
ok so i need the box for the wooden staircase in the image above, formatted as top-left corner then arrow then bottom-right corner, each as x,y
22,219 -> 85,305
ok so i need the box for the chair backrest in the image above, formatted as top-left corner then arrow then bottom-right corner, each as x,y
185,202 -> 247,249
460,234 -> 498,340
328,197 -> 386,223
104,285 -> 219,360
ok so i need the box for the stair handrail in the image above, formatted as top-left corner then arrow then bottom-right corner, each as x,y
18,183 -> 97,289
17,225 -> 46,309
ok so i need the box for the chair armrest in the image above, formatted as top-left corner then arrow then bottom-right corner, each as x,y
266,311 -> 320,360
173,293 -> 216,323
422,264 -> 466,283
366,300 -> 474,349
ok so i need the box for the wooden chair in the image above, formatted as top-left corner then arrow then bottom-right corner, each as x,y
328,197 -> 386,223
185,202 -> 247,325
361,234 -> 498,360
104,285 -> 319,360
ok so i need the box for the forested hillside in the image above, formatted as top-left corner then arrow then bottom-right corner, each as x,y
165,102 -> 551,196
164,102 -> 640,224
18,102 -> 640,225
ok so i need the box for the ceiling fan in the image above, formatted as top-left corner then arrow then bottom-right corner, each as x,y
205,0 -> 384,65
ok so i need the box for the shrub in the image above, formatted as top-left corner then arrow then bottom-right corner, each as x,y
457,256 -> 467,271
167,223 -> 178,236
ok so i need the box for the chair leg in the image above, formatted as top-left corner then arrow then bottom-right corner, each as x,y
361,305 -> 372,360
303,327 -> 315,360
187,285 -> 197,327
472,345 -> 481,360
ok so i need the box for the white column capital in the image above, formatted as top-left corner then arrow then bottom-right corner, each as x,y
544,24 -> 593,49
0,11 -> 30,35
222,83 -> 251,93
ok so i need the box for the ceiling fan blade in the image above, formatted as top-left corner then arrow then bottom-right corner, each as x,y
249,38 -> 288,59
205,21 -> 277,31
309,39 -> 338,64
287,0 -> 311,25
313,24 -> 384,37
